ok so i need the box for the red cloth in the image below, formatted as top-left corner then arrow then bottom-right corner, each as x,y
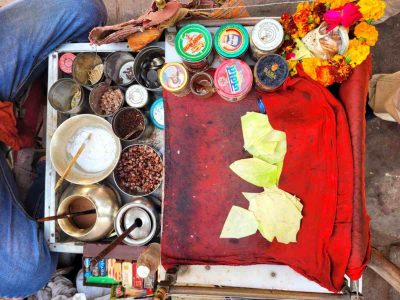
161,65 -> 371,291
0,80 -> 44,150
0,102 -> 32,150
339,56 -> 372,279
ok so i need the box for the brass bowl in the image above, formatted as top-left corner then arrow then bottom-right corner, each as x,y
58,183 -> 120,242
50,114 -> 121,185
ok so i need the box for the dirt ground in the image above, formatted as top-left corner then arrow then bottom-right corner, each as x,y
0,0 -> 399,299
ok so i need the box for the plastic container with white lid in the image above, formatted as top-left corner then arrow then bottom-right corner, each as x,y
250,19 -> 284,60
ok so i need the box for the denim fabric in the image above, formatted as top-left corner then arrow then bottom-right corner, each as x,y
0,0 -> 107,296
0,0 -> 107,102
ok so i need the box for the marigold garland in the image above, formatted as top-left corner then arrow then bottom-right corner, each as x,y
280,0 -> 385,86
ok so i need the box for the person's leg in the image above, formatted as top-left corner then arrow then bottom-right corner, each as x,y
0,0 -> 107,296
0,153 -> 57,297
0,0 -> 107,102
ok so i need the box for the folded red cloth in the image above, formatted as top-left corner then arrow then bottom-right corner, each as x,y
339,56 -> 372,280
161,71 -> 358,291
0,101 -> 33,150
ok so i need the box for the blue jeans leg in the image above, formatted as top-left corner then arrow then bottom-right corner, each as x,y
0,0 -> 107,102
0,153 -> 57,298
0,0 -> 107,297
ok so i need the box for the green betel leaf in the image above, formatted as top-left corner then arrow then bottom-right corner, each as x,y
230,158 -> 278,187
220,206 -> 258,239
241,112 -> 287,165
245,187 -> 303,244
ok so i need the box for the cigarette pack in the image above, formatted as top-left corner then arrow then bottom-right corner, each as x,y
122,261 -> 133,288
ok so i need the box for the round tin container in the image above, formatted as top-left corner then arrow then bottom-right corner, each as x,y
175,24 -> 213,72
254,54 -> 289,92
104,52 -> 136,86
89,83 -> 124,117
59,53 -> 76,74
114,198 -> 159,246
48,78 -> 85,114
250,19 -> 284,60
125,84 -> 149,108
112,107 -> 154,141
159,62 -> 190,97
214,23 -> 249,59
150,98 -> 164,129
134,46 -> 165,92
72,53 -> 103,86
214,59 -> 253,102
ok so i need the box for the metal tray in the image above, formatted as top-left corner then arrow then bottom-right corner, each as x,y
44,42 -> 164,253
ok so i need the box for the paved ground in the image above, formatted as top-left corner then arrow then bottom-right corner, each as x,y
1,0 -> 399,298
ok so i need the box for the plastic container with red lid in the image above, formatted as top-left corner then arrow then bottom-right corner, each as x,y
214,59 -> 253,102
59,53 -> 76,74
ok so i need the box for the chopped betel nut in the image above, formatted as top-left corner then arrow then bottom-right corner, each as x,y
99,88 -> 123,115
115,145 -> 163,195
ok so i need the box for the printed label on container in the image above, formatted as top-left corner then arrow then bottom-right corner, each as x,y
226,65 -> 242,94
161,64 -> 186,91
252,19 -> 284,51
183,32 -> 206,56
219,28 -> 244,53
126,85 -> 148,107
214,59 -> 253,102
176,24 -> 212,62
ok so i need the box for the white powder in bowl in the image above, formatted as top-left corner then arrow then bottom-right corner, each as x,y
66,126 -> 117,173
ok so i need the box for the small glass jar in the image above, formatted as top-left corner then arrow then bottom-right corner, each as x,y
159,62 -> 190,97
214,59 -> 253,102
214,23 -> 249,60
190,72 -> 215,99
175,24 -> 213,72
250,19 -> 284,61
254,54 -> 289,92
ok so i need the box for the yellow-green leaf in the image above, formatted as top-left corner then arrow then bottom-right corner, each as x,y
220,206 -> 258,239
230,158 -> 278,187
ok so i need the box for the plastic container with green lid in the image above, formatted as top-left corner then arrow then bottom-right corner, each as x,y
214,23 -> 249,59
175,24 -> 213,72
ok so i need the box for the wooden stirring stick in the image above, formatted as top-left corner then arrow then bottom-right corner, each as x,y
55,133 -> 92,191
37,209 -> 96,222
90,219 -> 141,269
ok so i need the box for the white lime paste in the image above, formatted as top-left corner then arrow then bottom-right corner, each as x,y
67,126 -> 117,173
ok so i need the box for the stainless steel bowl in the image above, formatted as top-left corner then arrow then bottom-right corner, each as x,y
114,198 -> 159,246
113,144 -> 163,197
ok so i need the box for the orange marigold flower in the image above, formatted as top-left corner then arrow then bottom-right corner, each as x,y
358,0 -> 386,21
354,21 -> 379,46
301,57 -> 321,80
345,39 -> 370,67
316,66 -> 335,86
316,0 -> 354,9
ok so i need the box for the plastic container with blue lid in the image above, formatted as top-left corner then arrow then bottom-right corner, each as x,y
150,98 -> 165,129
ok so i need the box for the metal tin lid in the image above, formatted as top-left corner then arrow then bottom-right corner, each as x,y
123,207 -> 152,240
119,61 -> 136,85
159,63 -> 189,93
214,59 -> 253,99
125,84 -> 149,108
251,19 -> 284,52
214,23 -> 249,58
59,53 -> 76,74
150,98 -> 165,129
175,24 -> 212,62
254,54 -> 289,89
